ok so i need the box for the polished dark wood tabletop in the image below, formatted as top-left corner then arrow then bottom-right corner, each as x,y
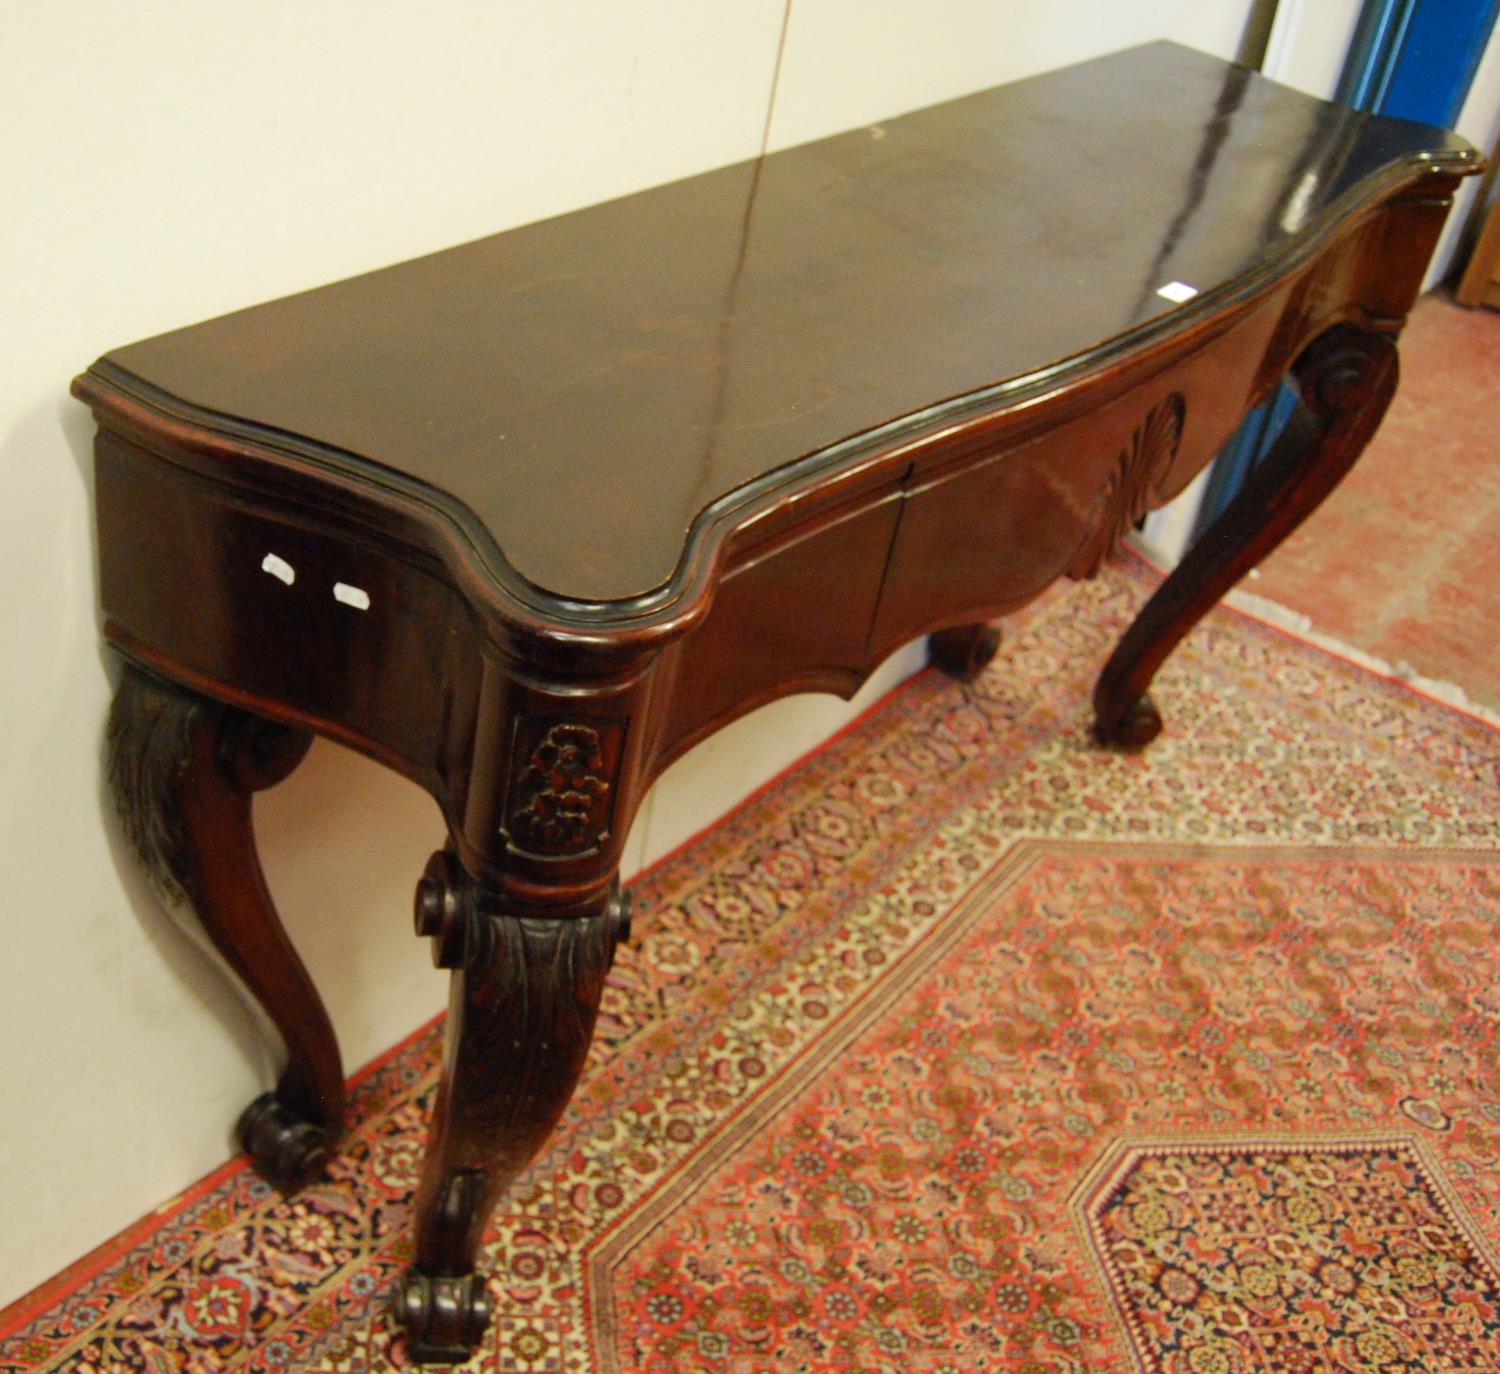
91,42 -> 1474,605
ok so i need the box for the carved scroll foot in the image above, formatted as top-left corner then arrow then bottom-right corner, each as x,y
1093,693 -> 1162,750
236,1093 -> 334,1193
929,623 -> 1002,683
107,664 -> 344,1191
394,849 -> 629,1362
1093,323 -> 1398,746
392,1272 -> 493,1365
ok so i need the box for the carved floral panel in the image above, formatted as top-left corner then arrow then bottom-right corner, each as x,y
503,718 -> 625,860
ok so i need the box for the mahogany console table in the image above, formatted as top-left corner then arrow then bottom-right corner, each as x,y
75,44 -> 1478,1362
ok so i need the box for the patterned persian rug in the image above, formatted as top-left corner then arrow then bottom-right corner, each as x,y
3,560 -> 1497,1373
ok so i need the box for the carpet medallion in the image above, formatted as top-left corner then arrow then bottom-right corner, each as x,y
1077,1135 -> 1500,1372
1,562 -> 1495,1372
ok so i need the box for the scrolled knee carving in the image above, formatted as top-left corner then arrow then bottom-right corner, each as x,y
1296,324 -> 1395,416
217,712 -> 312,792
414,848 -> 634,968
107,665 -> 312,904
414,850 -> 479,970
611,885 -> 633,946
107,666 -> 212,906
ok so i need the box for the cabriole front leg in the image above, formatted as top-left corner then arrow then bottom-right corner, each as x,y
1093,322 -> 1399,748
106,663 -> 344,1190
394,849 -> 630,1363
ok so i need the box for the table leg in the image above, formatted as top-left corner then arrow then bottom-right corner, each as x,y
1093,322 -> 1398,748
393,849 -> 630,1363
928,623 -> 1002,682
107,664 -> 343,1190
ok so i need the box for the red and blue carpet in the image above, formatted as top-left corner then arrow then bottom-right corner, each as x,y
2,561 -> 1497,1372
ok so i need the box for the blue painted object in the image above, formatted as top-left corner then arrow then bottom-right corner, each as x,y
1337,0 -> 1500,125
1191,383 -> 1298,539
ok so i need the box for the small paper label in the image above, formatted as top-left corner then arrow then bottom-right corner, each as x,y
1156,280 -> 1199,304
333,582 -> 371,610
261,553 -> 295,586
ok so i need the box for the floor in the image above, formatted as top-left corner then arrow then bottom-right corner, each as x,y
1246,292 -> 1500,715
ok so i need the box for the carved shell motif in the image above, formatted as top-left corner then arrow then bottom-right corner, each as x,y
1068,392 -> 1186,579
506,722 -> 615,858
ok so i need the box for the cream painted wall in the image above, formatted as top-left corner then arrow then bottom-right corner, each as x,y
768,0 -> 1264,147
1261,0 -> 1361,97
1,1 -> 1271,1307
1435,21 -> 1500,287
